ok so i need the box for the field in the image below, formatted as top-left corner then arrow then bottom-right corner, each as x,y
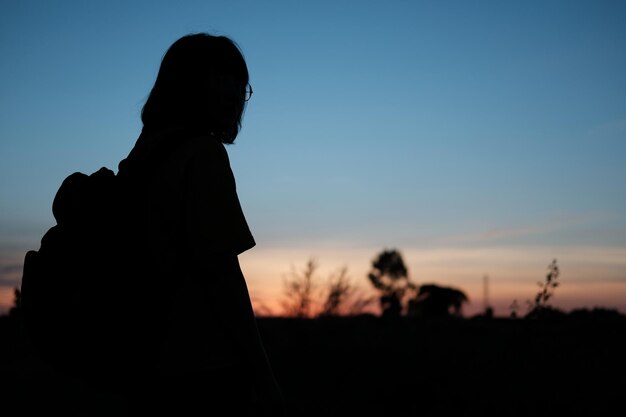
1,313 -> 625,416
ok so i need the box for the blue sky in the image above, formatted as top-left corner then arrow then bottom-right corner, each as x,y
1,0 -> 625,316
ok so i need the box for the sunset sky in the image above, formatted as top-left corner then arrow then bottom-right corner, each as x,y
1,0 -> 625,317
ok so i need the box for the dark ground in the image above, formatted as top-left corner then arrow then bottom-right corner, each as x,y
1,313 -> 625,416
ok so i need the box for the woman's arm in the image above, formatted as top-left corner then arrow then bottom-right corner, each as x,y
184,138 -> 285,415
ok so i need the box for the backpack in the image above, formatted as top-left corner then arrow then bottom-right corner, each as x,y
20,166 -> 152,381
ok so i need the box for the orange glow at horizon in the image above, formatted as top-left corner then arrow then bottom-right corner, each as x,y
1,244 -> 624,318
240,244 -> 626,317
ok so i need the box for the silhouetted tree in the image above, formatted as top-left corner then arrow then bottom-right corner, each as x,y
281,258 -> 374,317
526,259 -> 561,319
509,299 -> 520,318
281,258 -> 318,318
367,249 -> 414,317
407,284 -> 469,318
319,267 -> 376,317
319,266 -> 352,317
8,287 -> 22,317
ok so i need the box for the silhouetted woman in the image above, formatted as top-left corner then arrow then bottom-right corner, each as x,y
116,33 -> 284,416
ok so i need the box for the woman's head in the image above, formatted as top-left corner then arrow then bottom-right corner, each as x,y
141,33 -> 250,144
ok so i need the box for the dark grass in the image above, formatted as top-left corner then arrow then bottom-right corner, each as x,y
1,313 -> 625,416
258,315 -> 626,416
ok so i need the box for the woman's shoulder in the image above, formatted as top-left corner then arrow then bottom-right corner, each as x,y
118,128 -> 232,185
182,133 -> 226,153
163,132 -> 236,185
177,133 -> 230,167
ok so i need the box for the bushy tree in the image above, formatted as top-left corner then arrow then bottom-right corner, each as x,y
407,284 -> 469,318
8,287 -> 22,317
367,249 -> 415,317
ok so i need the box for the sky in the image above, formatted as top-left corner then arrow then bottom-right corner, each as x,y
1,0 -> 625,317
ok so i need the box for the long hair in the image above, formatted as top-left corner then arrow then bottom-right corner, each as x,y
141,33 -> 249,144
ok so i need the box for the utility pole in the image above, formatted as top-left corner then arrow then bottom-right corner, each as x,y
483,274 -> 489,310
483,274 -> 493,317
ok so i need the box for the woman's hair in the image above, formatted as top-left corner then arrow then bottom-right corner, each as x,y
141,33 -> 249,144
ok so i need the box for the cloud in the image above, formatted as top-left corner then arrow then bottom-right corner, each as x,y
435,213 -> 605,245
438,225 -> 544,244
